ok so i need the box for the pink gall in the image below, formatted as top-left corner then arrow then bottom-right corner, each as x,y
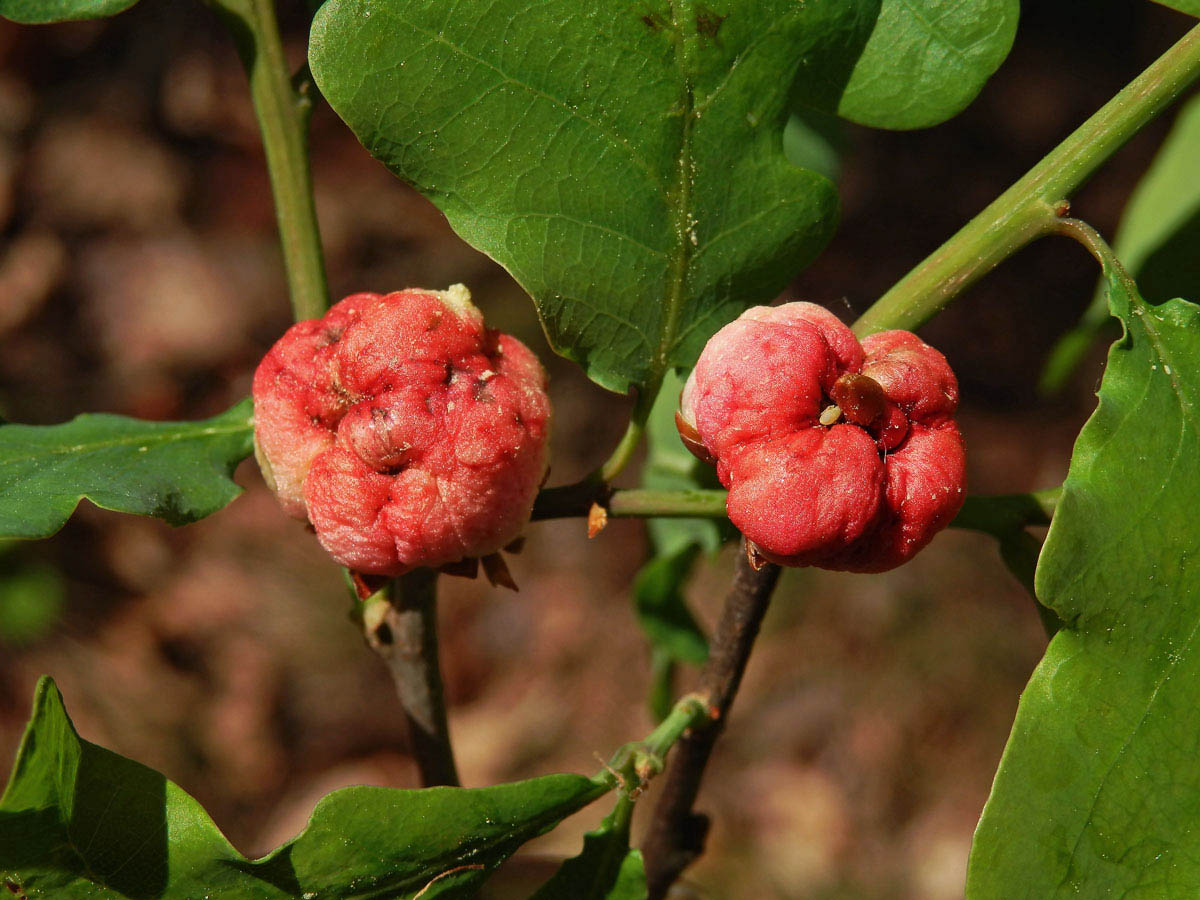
679,302 -> 965,573
253,285 -> 550,577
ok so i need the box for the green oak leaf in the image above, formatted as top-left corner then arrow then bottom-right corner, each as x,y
1042,92 -> 1200,393
967,267 -> 1200,897
1,677 -> 608,899
0,399 -> 254,539
309,0 -> 1013,395
815,0 -> 1018,129
0,0 -> 136,23
529,804 -> 646,900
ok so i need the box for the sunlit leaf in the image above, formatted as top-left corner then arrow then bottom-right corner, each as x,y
968,267 -> 1200,897
0,399 -> 254,539
0,677 -> 607,899
818,0 -> 1018,129
310,0 -> 1013,394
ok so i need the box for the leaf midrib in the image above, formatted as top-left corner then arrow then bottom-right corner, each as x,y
653,0 -> 699,388
0,418 -> 253,470
1043,295 -> 1200,896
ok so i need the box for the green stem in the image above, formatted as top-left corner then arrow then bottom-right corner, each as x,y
594,693 -> 710,791
211,0 -> 329,321
1037,219 -> 1141,394
641,694 -> 709,760
998,529 -> 1063,639
606,792 -> 636,837
599,384 -> 658,483
609,488 -> 727,519
536,485 -> 1063,529
952,488 -> 1064,639
854,22 -> 1200,336
530,486 -> 728,522
599,418 -> 646,484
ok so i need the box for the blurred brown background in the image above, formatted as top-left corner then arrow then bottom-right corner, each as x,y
0,2 -> 1195,897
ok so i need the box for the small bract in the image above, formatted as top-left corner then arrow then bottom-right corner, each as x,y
253,286 -> 550,576
678,302 -> 965,572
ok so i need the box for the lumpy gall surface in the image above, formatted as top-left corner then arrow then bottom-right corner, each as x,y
253,286 -> 550,575
679,302 -> 965,572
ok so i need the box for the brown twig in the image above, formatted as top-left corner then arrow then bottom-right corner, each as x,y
641,547 -> 782,898
530,478 -> 610,521
363,569 -> 460,787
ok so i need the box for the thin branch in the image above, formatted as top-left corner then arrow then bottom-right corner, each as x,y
854,22 -> 1200,337
210,0 -> 329,320
533,485 -> 1061,532
1054,217 -> 1144,299
531,485 -> 728,522
599,384 -> 659,482
641,548 -> 782,899
363,570 -> 460,787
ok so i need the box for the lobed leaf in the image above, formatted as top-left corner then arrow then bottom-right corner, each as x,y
816,0 -> 1019,130
0,399 -> 255,540
0,677 -> 608,899
967,269 -> 1200,896
309,0 -> 1014,395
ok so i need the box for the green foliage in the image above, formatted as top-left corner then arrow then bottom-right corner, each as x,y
820,0 -> 1018,129
0,549 -> 64,645
0,677 -> 608,899
967,268 -> 1200,896
950,491 -> 1062,633
782,110 -> 845,183
0,0 -> 136,24
634,545 -> 709,667
0,399 -> 254,540
529,803 -> 646,900
1042,92 -> 1200,393
309,0 -> 1014,395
